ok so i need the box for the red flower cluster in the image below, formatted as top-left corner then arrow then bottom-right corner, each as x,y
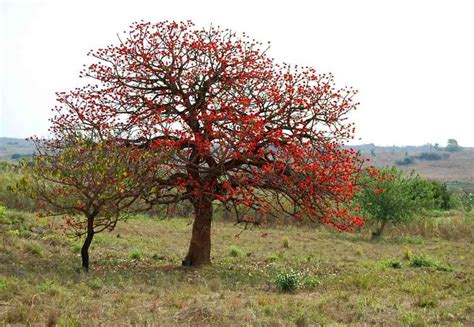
49,20 -> 364,231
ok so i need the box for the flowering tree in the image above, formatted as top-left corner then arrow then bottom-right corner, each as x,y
49,21 -> 364,266
22,136 -> 160,271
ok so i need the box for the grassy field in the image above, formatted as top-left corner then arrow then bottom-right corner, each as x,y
1,209 -> 473,326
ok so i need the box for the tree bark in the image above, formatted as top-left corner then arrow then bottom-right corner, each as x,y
371,220 -> 387,240
81,216 -> 95,272
183,196 -> 213,267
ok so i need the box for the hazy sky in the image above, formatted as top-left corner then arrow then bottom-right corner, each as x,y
1,0 -> 473,146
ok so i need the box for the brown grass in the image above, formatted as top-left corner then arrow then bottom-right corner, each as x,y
0,209 -> 473,325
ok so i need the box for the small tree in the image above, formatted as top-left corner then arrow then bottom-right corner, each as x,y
20,135 -> 160,271
446,139 -> 461,152
356,167 -> 434,239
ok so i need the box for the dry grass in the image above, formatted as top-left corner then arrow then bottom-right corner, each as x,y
0,209 -> 473,326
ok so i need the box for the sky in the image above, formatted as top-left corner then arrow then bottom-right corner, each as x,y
1,0 -> 473,146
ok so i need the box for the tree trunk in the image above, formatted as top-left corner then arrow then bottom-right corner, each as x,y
183,196 -> 213,267
81,217 -> 95,272
371,220 -> 387,240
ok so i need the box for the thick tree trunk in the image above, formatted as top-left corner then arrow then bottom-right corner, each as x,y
81,217 -> 95,272
183,197 -> 213,267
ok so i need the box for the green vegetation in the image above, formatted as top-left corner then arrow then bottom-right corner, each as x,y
409,255 -> 453,271
129,249 -> 145,260
395,156 -> 415,166
274,269 -> 302,293
416,152 -> 448,161
356,168 -> 439,238
282,237 -> 289,248
0,162 -> 36,211
228,245 -> 243,257
395,152 -> 450,166
446,139 -> 462,152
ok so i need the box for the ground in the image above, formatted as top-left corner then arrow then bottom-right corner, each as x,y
0,210 -> 473,326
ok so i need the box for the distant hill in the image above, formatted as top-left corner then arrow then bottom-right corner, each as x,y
349,144 -> 474,192
1,138 -> 473,191
0,137 -> 35,161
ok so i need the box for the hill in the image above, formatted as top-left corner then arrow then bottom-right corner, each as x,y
0,138 -> 35,162
350,144 -> 474,192
1,138 -> 472,190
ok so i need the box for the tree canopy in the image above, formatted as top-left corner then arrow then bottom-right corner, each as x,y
39,21 -> 364,266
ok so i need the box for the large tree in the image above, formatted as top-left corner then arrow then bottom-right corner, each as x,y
49,21 -> 364,266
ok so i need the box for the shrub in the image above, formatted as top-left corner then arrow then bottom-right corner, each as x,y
415,152 -> 447,161
356,167 -> 436,239
409,255 -> 453,271
282,237 -> 289,248
459,192 -> 473,212
430,181 -> 452,210
303,276 -> 321,288
228,245 -> 243,257
395,156 -> 415,166
0,162 -> 36,211
385,260 -> 402,269
274,269 -> 302,293
129,249 -> 144,260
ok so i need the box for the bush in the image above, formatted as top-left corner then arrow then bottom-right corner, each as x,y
303,276 -> 321,288
415,152 -> 448,161
459,192 -> 473,212
395,156 -> 415,166
274,269 -> 302,293
0,162 -> 36,211
228,245 -> 243,257
430,181 -> 452,210
409,255 -> 453,271
356,167 -> 436,238
129,249 -> 144,260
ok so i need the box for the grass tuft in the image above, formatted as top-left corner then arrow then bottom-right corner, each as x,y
129,248 -> 144,260
228,245 -> 243,257
409,255 -> 453,271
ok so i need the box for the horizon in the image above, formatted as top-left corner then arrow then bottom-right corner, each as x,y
1,135 -> 472,150
1,0 -> 474,146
